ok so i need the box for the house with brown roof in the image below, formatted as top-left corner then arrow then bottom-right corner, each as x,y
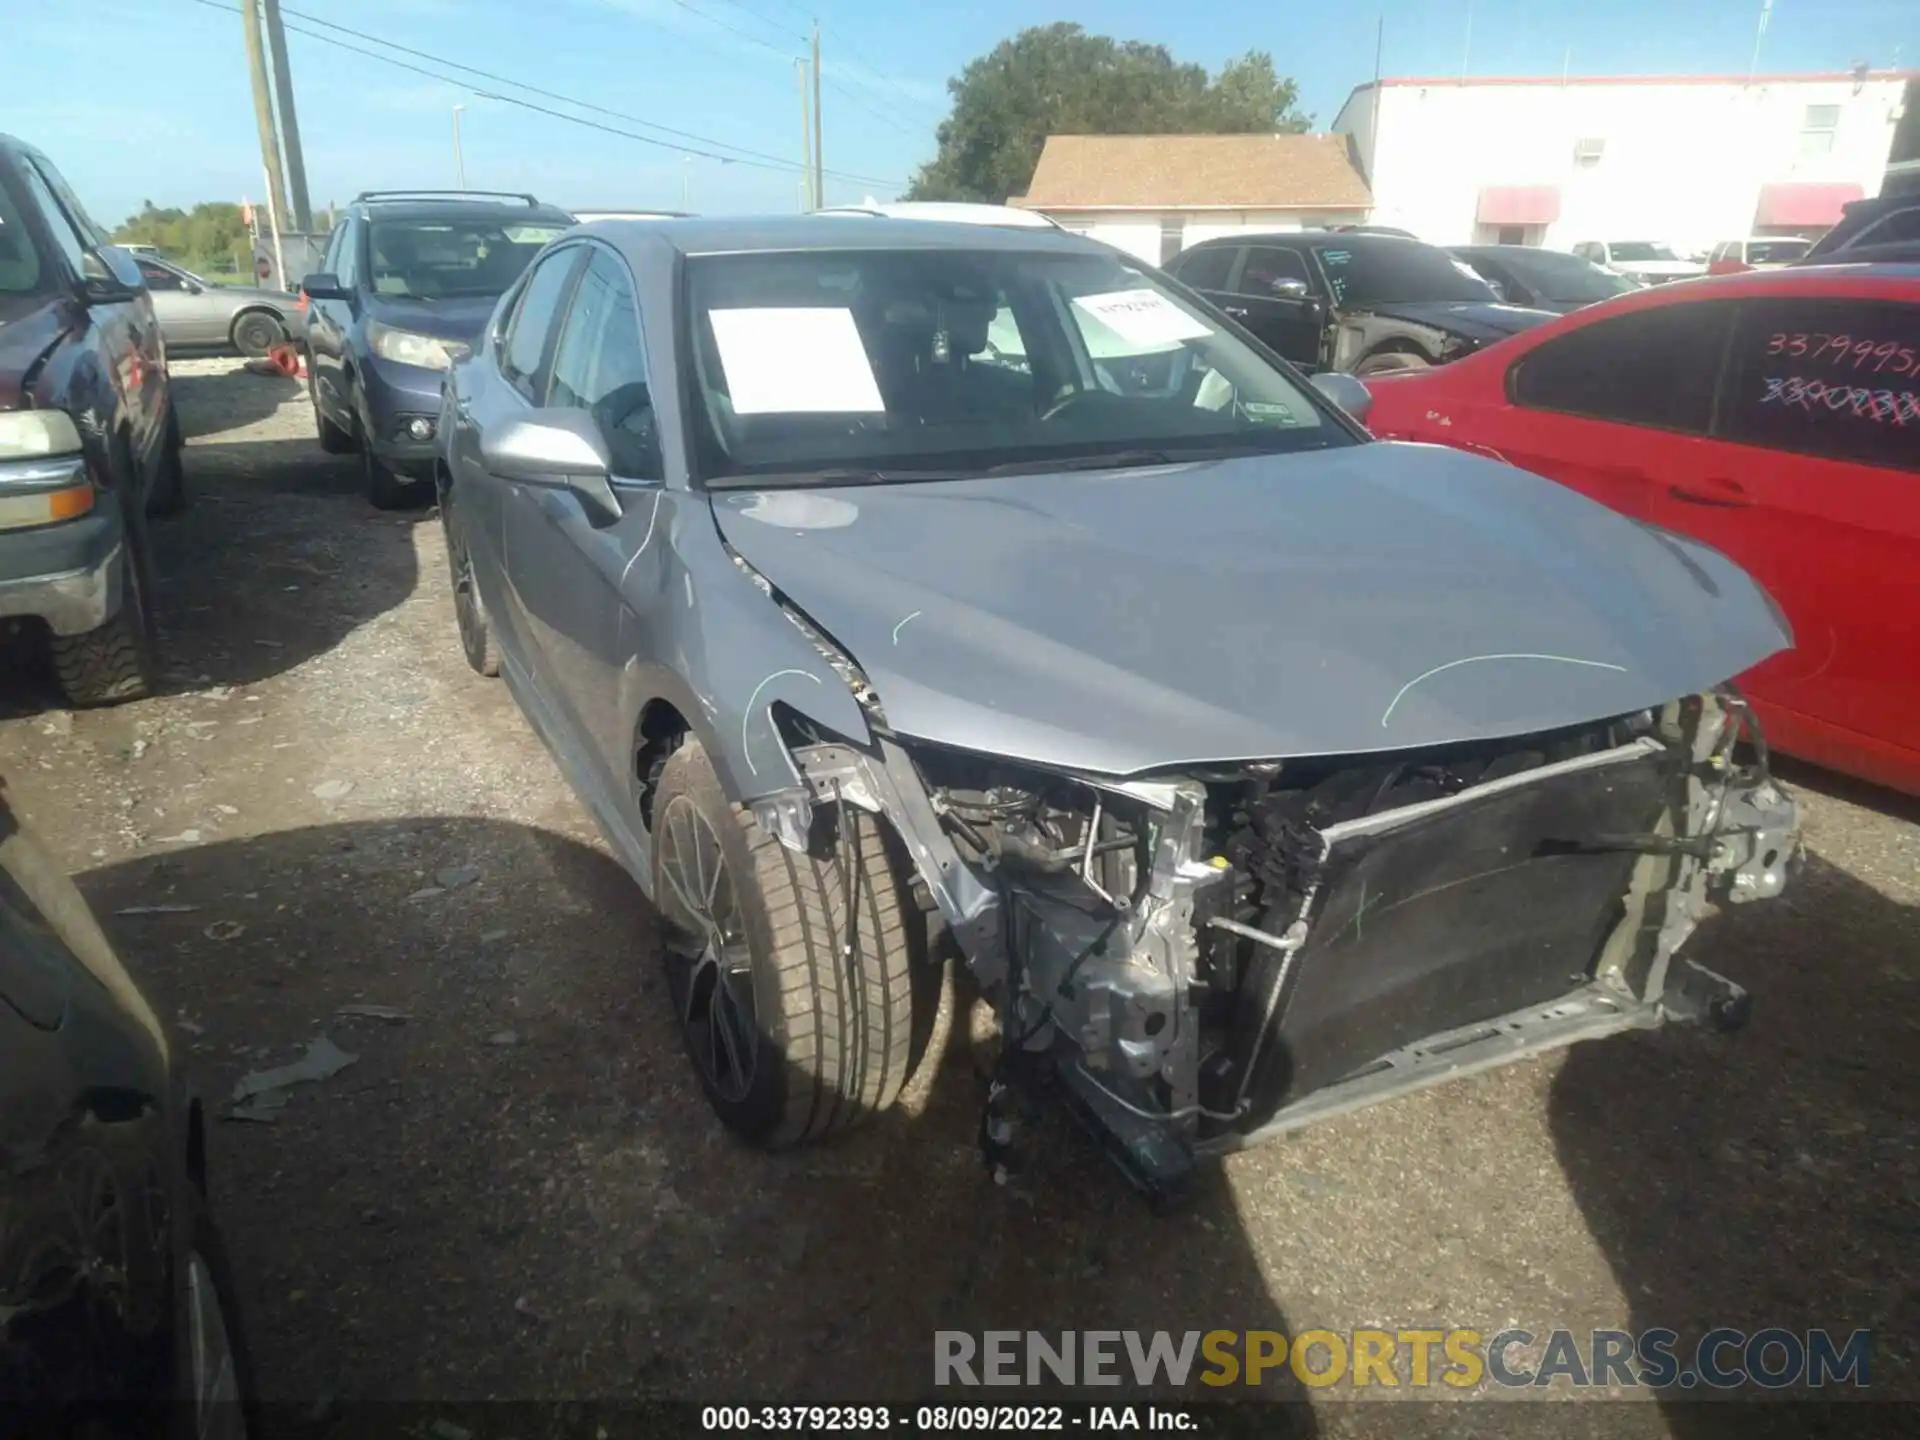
1009,133 -> 1373,265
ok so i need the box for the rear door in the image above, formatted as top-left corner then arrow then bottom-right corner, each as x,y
504,244 -> 665,789
459,244 -> 586,678
1684,293 -> 1920,781
1479,298 -> 1737,524
1223,244 -> 1326,368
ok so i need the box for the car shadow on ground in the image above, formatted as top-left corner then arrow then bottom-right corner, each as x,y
81,818 -> 1320,1429
169,363 -> 305,443
1551,848 -> 1917,1427
0,436 -> 428,719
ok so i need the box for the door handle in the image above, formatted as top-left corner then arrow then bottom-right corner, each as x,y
1222,305 -> 1250,318
1669,478 -> 1752,509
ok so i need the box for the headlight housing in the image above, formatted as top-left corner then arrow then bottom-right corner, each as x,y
0,410 -> 83,461
367,321 -> 469,371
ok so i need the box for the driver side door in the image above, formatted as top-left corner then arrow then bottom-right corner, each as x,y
504,244 -> 667,790
1224,245 -> 1328,370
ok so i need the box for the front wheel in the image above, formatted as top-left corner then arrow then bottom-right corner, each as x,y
50,524 -> 158,707
652,741 -> 923,1147
442,492 -> 499,677
311,372 -> 355,455
147,405 -> 187,516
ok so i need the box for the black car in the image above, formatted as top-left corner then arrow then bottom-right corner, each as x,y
0,782 -> 251,1434
302,190 -> 574,509
1447,244 -> 1639,314
1795,193 -> 1920,267
1165,232 -> 1557,375
0,135 -> 182,708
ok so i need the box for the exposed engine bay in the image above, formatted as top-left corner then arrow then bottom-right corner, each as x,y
781,689 -> 1796,1205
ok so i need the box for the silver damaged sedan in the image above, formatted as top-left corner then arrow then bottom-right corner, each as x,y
435,217 -> 1798,1205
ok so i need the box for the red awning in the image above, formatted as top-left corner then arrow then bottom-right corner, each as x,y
1476,186 -> 1561,226
1754,182 -> 1864,228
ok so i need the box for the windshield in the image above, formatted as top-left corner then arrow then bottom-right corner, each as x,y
1313,242 -> 1497,305
0,177 -> 47,297
1485,249 -> 1633,303
1608,242 -> 1680,263
684,247 -> 1354,484
1746,239 -> 1810,264
367,218 -> 570,299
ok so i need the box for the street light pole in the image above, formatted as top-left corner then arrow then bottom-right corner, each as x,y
452,105 -> 467,189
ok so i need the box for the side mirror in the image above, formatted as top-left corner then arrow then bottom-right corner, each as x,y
479,409 -> 622,523
300,272 -> 348,302
1310,371 -> 1374,426
1271,277 -> 1310,300
78,246 -> 140,306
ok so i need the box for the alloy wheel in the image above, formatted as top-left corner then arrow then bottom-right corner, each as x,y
657,794 -> 759,1102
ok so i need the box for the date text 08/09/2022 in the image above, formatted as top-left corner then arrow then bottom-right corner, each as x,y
701,1406 -> 1196,1433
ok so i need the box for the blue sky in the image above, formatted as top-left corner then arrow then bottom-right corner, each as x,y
8,0 -> 1913,229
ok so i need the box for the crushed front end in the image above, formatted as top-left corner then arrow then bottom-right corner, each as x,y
781,691 -> 1795,1204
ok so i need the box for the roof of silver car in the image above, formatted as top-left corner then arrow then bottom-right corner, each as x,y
576,214 -> 1101,258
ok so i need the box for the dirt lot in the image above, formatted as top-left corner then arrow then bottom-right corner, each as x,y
1,358 -> 1915,1431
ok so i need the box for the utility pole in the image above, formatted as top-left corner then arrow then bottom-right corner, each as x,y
453,105 -> 467,189
797,58 -> 815,209
240,0 -> 289,234
260,0 -> 312,232
811,20 -> 824,210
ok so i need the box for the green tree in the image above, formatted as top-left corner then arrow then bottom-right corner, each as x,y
906,24 -> 1310,203
113,200 -> 253,276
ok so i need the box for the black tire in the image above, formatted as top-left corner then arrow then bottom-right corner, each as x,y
230,310 -> 285,359
442,491 -> 499,677
364,440 -> 425,511
652,740 -> 921,1147
171,1181 -> 259,1440
50,508 -> 158,707
147,405 -> 187,516
1354,350 -> 1432,377
311,372 -> 355,455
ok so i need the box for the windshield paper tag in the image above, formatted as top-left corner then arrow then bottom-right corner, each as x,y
1071,289 -> 1213,348
710,307 -> 886,414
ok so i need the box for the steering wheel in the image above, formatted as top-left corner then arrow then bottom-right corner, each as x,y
1040,387 -> 1107,423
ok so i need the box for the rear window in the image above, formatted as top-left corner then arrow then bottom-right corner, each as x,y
1720,297 -> 1920,472
1510,300 -> 1735,434
1313,242 -> 1496,306
0,175 -> 45,295
1745,239 -> 1810,265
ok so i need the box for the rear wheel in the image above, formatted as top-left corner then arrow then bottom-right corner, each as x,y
652,740 -> 921,1146
171,1184 -> 256,1440
230,311 -> 285,359
442,490 -> 498,677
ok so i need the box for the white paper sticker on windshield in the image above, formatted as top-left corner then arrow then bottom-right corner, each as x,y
709,307 -> 886,415
1071,288 -> 1214,348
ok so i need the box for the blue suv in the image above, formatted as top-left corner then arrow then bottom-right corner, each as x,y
302,191 -> 574,508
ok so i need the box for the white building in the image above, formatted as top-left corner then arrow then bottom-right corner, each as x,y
1011,133 -> 1373,265
1331,70 -> 1912,252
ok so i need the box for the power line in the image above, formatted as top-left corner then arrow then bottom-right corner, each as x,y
180,0 -> 903,187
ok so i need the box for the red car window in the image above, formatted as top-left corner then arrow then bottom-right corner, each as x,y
1508,300 -> 1736,435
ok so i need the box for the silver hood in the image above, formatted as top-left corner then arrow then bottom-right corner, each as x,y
712,442 -> 1790,776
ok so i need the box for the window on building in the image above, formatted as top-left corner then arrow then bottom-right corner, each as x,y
1158,217 -> 1185,266
1510,300 -> 1736,434
1495,224 -> 1527,246
1720,298 -> 1919,472
1800,103 -> 1841,161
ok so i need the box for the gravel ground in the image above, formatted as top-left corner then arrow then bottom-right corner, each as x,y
0,357 -> 1913,1434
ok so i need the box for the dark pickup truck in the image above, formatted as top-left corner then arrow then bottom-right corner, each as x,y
0,135 -> 181,706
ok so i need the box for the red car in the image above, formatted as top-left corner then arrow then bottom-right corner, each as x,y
1359,265 -> 1920,795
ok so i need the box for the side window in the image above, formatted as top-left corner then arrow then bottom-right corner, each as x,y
1850,206 -> 1920,249
16,164 -> 88,277
320,223 -> 346,274
1235,247 -> 1311,297
546,249 -> 661,479
1720,298 -> 1919,472
1510,300 -> 1735,434
337,218 -> 364,288
1173,246 -> 1234,292
500,248 -> 582,400
137,260 -> 183,291
27,156 -> 107,248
